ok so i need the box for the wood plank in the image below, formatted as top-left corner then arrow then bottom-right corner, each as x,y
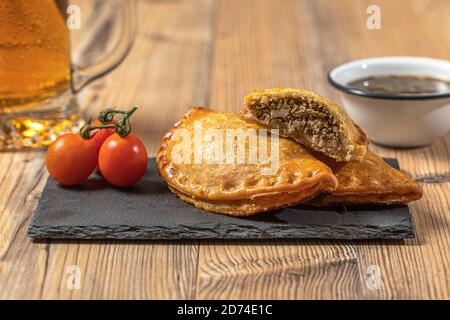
0,0 -> 216,299
0,0 -> 449,299
0,152 -> 48,299
197,0 -> 450,299
197,239 -> 364,299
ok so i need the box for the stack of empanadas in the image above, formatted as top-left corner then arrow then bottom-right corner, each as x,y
157,88 -> 423,216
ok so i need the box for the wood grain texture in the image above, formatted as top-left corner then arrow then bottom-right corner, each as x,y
0,0 -> 449,299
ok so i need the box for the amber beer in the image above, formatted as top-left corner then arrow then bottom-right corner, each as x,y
0,0 -> 71,111
0,0 -> 134,150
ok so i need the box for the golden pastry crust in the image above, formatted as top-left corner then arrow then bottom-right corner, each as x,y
169,178 -> 336,216
157,108 -> 338,216
242,88 -> 368,162
308,150 -> 423,206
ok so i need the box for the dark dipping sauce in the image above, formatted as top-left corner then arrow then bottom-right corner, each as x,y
347,75 -> 450,95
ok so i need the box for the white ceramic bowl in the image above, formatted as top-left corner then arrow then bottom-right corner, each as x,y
328,57 -> 450,147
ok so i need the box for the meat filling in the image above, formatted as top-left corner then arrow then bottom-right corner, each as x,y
247,96 -> 346,158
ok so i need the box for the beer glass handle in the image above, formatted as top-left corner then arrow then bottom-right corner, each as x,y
71,0 -> 136,93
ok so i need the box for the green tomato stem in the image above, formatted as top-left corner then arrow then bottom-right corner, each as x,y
80,106 -> 139,139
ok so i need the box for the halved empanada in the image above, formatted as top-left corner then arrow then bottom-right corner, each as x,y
157,108 -> 338,216
308,150 -> 423,206
242,88 -> 368,162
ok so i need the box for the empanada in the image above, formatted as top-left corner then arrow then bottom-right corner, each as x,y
157,108 -> 338,216
308,150 -> 423,206
242,88 -> 368,162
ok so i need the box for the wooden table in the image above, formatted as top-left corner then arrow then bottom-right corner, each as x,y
1,0 -> 449,299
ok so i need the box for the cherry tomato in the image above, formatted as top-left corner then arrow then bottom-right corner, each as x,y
89,119 -> 116,164
46,134 -> 97,186
98,133 -> 148,187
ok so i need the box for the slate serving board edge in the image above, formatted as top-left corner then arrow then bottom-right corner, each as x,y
28,220 -> 414,240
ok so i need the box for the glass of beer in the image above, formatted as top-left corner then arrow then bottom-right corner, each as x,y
0,0 -> 135,150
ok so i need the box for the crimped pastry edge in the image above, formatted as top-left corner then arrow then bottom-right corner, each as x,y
156,107 -> 208,182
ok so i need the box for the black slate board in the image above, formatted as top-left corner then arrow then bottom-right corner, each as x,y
27,158 -> 415,240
